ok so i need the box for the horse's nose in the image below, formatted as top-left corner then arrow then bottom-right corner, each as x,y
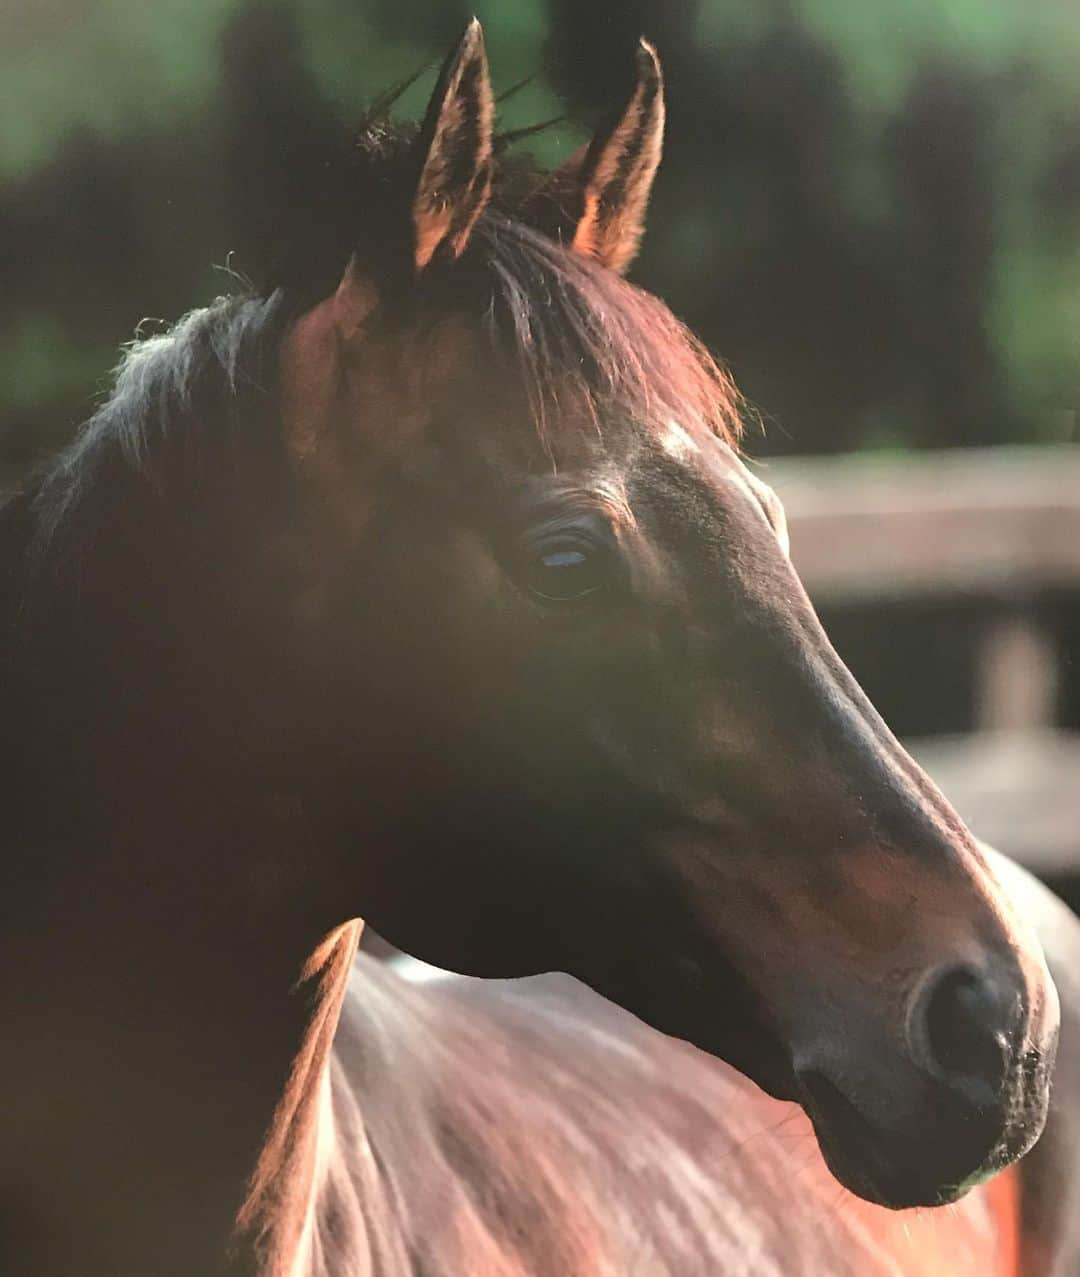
909,964 -> 1020,1103
789,952 -> 1050,1207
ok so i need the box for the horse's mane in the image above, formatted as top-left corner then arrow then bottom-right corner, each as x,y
473,215 -> 744,453
25,294 -> 286,562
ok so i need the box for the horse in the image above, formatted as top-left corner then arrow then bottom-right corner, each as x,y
0,22 -> 1063,1276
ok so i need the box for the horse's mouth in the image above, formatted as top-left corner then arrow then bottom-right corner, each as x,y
796,1070 -> 957,1208
795,1058 -> 1050,1210
663,998 -> 1009,1210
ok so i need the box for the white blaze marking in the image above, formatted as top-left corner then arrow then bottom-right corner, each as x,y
663,418 -> 701,460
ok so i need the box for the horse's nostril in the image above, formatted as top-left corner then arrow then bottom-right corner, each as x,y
915,965 -> 1012,1096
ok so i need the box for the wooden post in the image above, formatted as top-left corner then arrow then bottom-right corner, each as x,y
977,612 -> 1058,733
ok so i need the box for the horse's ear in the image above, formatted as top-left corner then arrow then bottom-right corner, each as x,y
324,21 -> 494,340
527,39 -> 664,274
411,18 -> 495,271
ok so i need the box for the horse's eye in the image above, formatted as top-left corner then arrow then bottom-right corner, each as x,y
524,535 -> 608,603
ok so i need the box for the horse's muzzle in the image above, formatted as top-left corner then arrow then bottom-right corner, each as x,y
793,959 -> 1059,1209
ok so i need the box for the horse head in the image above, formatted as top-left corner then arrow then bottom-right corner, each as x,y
273,23 -> 1058,1210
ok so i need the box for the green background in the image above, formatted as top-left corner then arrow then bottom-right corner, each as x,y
3,0 -> 1080,469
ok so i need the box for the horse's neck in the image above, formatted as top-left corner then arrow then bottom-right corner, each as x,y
0,819 -> 345,1277
0,648 -> 352,1275
0,475 -> 367,1274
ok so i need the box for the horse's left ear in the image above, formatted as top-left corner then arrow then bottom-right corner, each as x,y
526,39 -> 664,274
411,18 -> 495,270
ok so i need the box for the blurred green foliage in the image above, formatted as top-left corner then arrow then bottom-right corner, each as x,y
2,0 -> 1080,471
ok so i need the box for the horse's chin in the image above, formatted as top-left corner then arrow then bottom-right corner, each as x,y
796,1071 -> 950,1208
796,1060 -> 1053,1210
726,1036 -> 1025,1210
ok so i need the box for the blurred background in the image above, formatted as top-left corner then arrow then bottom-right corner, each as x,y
1,0 -> 1078,894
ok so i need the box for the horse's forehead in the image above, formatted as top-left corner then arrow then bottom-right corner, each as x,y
627,428 -> 788,546
523,426 -> 785,551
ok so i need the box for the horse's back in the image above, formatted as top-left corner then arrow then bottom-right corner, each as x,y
328,955 -> 1020,1277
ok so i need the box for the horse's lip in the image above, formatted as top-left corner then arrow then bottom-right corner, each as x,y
796,1070 -> 975,1209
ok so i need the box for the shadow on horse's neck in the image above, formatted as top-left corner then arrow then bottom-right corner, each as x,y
0,777 -> 361,1277
0,478 -> 370,1276
0,758 -> 364,1275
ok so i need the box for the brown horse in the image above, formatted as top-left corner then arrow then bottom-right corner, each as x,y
0,23 -> 1061,1276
